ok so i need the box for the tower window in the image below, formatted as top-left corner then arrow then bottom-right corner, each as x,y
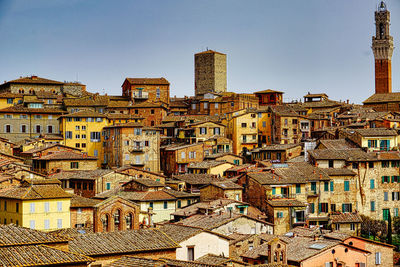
380,23 -> 384,39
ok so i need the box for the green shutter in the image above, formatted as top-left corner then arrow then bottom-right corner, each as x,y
392,176 -> 395,183
324,182 -> 329,192
318,203 -> 322,213
330,181 -> 334,191
272,188 -> 276,195
370,179 -> 375,189
296,184 -> 301,194
382,176 -> 385,184
344,181 -> 350,191
368,140 -> 371,148
310,203 -> 315,213
342,204 -> 345,212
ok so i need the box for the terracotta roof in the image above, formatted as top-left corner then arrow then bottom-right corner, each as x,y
195,50 -> 226,55
171,174 -> 225,185
0,105 -> 65,114
63,95 -> 109,107
60,110 -> 107,118
21,143 -> 81,155
69,229 -> 179,256
329,212 -> 362,223
163,188 -> 199,199
104,122 -> 144,129
125,77 -> 170,85
195,253 -> 245,266
163,258 -> 223,267
106,256 -> 164,267
355,128 -> 397,137
252,143 -> 300,152
241,242 -> 270,259
50,227 -> 94,238
254,89 -> 284,94
363,92 -> 400,104
171,198 -> 247,217
286,236 -> 340,262
124,178 -> 165,188
35,151 -> 97,160
3,76 -> 63,85
0,224 -> 70,246
209,180 -> 243,190
267,199 -> 306,207
49,169 -> 114,181
70,194 -> 101,208
269,105 -> 299,117
0,181 -> 71,200
318,139 -> 356,150
188,161 -> 230,169
0,244 -> 93,266
0,92 -> 23,98
176,212 -> 272,230
304,93 -> 328,98
308,148 -> 375,161
322,231 -> 351,241
95,189 -> 176,202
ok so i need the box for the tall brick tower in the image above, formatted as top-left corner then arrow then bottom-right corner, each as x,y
372,1 -> 394,94
194,50 -> 227,96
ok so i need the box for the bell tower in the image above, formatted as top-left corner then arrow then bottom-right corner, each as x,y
372,1 -> 394,94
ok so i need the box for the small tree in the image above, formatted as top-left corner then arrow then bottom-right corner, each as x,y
388,211 -> 393,244
393,216 -> 400,236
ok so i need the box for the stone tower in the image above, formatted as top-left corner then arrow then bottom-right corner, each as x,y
194,50 -> 227,96
372,1 -> 394,94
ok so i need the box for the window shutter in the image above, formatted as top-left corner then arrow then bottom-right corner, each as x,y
382,176 -> 385,183
330,181 -> 334,191
392,176 -> 395,183
318,203 -> 322,213
368,140 -> 371,148
342,204 -> 345,212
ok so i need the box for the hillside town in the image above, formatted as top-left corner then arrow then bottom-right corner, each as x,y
0,2 -> 400,267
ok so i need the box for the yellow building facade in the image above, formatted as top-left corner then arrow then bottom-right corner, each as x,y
0,180 -> 71,231
59,110 -> 108,166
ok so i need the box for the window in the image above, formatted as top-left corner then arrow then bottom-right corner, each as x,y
70,162 -> 79,169
311,182 -> 316,193
319,203 -> 328,213
74,117 -> 82,122
4,114 -> 12,119
369,162 -> 374,168
149,202 -> 153,209
181,152 -> 185,159
331,204 -> 336,212
382,161 -> 390,168
177,200 -> 181,208
328,160 -> 334,168
47,125 -> 53,133
44,202 -> 49,213
371,201 -> 376,211
342,203 -> 352,213
204,102 -> 208,109
6,98 -> 12,104
310,203 -> 315,213
75,134 -> 80,139
324,181 -> 329,192
330,181 -> 334,192
3,201 -> 6,211
214,127 -> 220,135
384,192 -> 389,201
164,201 -> 168,209
81,143 -> 86,148
200,127 -> 207,135
325,262 -> 333,267
344,181 -> 350,191
136,155 -> 140,164
30,203 -> 35,213
57,219 -> 62,229
30,220 -> 35,229
393,192 -> 400,201
151,109 -> 154,114
188,247 -> 194,261
54,202 -> 61,212
15,203 -> 19,213
34,115 -> 42,119
241,123 -> 247,128
90,132 -> 101,142
370,179 -> 375,189
134,128 -> 142,135
75,125 -> 80,131
395,208 -> 399,217
350,223 -> 355,231
296,184 -> 301,194
382,176 -> 390,183
66,131 -> 73,139
156,87 -> 160,98
20,114 -> 27,119
44,219 -> 50,230
375,252 -> 382,265
277,212 -> 284,218
352,163 -> 358,169
94,150 -> 98,157
4,124 -> 11,133
106,183 -> 111,190
215,103 -> 219,109
262,121 -> 266,127
20,124 -> 27,133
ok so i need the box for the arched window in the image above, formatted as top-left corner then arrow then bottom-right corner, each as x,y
29,89 -> 34,94
19,89 -> 24,94
102,214 -> 110,232
126,213 -> 133,230
113,210 -> 121,230
280,251 -> 284,261
380,23 -> 385,38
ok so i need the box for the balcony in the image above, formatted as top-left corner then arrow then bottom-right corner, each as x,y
129,146 -> 144,153
132,91 -> 149,99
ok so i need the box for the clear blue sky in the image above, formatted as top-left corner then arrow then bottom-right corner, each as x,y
0,0 -> 399,104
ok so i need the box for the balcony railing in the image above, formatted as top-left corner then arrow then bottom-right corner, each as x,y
129,146 -> 144,153
132,91 -> 149,99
